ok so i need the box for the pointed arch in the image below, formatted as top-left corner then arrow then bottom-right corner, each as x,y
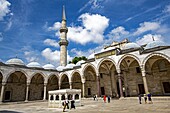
71,70 -> 82,82
142,52 -> 170,69
30,72 -> 46,82
97,58 -> 116,71
117,54 -> 141,69
82,63 -> 97,78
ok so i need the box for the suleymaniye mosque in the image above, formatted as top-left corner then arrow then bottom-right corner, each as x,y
0,6 -> 170,112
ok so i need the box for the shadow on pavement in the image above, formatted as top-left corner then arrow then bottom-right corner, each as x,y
0,110 -> 22,113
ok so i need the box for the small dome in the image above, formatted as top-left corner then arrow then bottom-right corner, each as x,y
88,53 -> 95,59
145,41 -> 168,49
27,62 -> 41,68
6,58 -> 25,65
122,42 -> 140,50
43,64 -> 55,69
76,60 -> 86,66
65,63 -> 76,69
56,66 -> 65,71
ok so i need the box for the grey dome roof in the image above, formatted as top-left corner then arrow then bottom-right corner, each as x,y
56,66 -> 65,71
76,60 -> 85,66
6,58 -> 25,65
122,42 -> 140,50
27,62 -> 41,68
145,41 -> 168,49
43,64 -> 55,69
65,63 -> 76,69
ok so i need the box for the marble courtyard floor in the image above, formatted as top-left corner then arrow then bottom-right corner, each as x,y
0,97 -> 170,113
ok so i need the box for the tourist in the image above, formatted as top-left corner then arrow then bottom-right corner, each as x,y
107,95 -> 111,103
62,101 -> 66,112
143,94 -> 147,104
147,92 -> 153,104
70,98 -> 75,109
96,94 -> 98,101
93,95 -> 96,101
138,94 -> 142,104
103,95 -> 106,103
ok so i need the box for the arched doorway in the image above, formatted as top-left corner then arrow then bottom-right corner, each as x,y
47,75 -> 59,99
72,72 -> 82,95
61,74 -> 69,89
5,71 -> 27,102
30,73 -> 44,100
84,65 -> 97,97
145,56 -> 170,95
120,56 -> 142,96
98,60 -> 117,97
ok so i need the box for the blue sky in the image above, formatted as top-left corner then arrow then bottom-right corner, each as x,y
0,0 -> 170,67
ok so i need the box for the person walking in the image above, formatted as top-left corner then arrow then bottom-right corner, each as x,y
138,94 -> 142,104
103,95 -> 106,103
143,94 -> 147,104
65,98 -> 69,109
147,92 -> 153,104
93,95 -> 96,101
95,94 -> 98,101
70,98 -> 75,109
107,95 -> 111,103
62,101 -> 66,112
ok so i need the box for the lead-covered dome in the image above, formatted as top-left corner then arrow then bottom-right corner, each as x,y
27,62 -> 41,68
6,58 -> 25,65
145,41 -> 169,49
43,64 -> 55,69
56,66 -> 65,71
65,63 -> 76,69
76,60 -> 86,66
122,42 -> 140,50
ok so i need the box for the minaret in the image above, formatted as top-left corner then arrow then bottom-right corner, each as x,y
59,6 -> 68,66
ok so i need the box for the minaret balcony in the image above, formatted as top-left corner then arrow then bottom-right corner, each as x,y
60,27 -> 68,33
59,39 -> 69,46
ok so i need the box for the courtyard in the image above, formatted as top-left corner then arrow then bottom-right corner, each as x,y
0,97 -> 170,113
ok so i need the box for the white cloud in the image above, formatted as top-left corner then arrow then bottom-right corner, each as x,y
108,26 -> 129,39
48,22 -> 61,31
68,13 -> 109,45
41,48 -> 72,66
133,22 -> 160,36
24,51 -> 39,62
163,4 -> 170,13
49,13 -> 109,45
0,0 -> 11,21
44,39 -> 59,47
136,34 -> 164,45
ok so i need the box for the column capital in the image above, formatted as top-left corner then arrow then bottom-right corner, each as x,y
44,83 -> 47,86
26,82 -> 30,86
2,82 -> 6,86
116,68 -> 121,74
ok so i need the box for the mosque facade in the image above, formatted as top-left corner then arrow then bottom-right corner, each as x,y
0,7 -> 170,103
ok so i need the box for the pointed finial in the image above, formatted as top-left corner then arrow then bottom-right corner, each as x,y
152,35 -> 155,41
62,5 -> 66,21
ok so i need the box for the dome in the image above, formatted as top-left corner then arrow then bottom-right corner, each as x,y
43,64 -> 55,69
56,66 -> 65,71
65,63 -> 76,69
6,58 -> 25,65
76,60 -> 86,66
88,53 -> 95,59
145,41 -> 169,49
27,62 -> 41,68
122,42 -> 140,50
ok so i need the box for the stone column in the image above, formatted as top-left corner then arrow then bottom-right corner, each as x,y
0,82 -> 6,103
73,94 -> 75,100
59,82 -> 61,89
25,82 -> 30,102
142,70 -> 149,94
96,75 -> 101,97
43,83 -> 47,100
82,82 -> 85,98
117,69 -> 124,98
69,82 -> 72,89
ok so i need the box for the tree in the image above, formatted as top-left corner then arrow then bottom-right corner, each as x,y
69,56 -> 87,64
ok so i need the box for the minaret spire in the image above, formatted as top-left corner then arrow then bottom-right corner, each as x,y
59,6 -> 69,66
62,6 -> 66,21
